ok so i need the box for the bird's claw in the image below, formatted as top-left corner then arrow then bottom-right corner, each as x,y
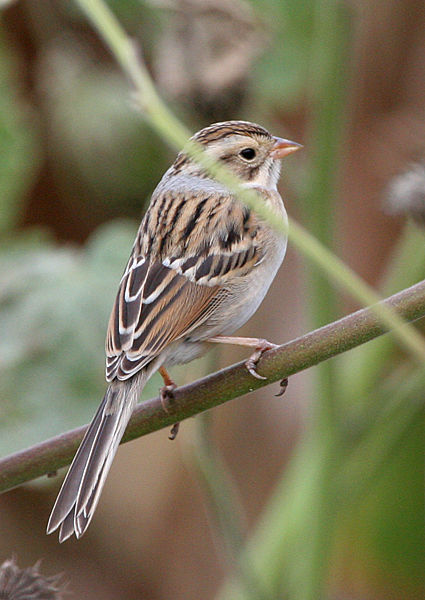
169,422 -> 180,440
275,378 -> 288,397
160,383 -> 177,412
245,339 -> 278,380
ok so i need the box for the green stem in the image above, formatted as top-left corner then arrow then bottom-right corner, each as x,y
300,1 -> 354,597
73,0 -> 289,235
290,219 -> 425,362
73,0 -> 425,368
190,413 -> 269,600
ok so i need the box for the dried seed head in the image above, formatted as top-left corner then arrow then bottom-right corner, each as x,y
386,163 -> 425,227
0,557 -> 66,600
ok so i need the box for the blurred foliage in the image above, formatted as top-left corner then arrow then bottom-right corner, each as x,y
40,49 -> 168,214
0,1 -> 423,600
0,31 -> 40,233
0,221 -> 159,455
249,0 -> 315,108
35,33 -> 170,218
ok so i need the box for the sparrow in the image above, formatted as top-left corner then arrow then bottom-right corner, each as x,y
47,120 -> 301,542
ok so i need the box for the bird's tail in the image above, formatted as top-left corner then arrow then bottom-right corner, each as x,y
47,372 -> 147,542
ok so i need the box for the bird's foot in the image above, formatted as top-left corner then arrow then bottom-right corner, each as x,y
245,339 -> 279,380
159,366 -> 177,412
159,382 -> 177,412
207,335 -> 279,380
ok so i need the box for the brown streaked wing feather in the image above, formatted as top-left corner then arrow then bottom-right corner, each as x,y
106,260 -> 221,380
105,258 -> 149,358
105,186 -> 263,382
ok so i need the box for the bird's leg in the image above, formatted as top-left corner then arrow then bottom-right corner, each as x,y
158,366 -> 180,440
159,366 -> 177,406
206,336 -> 279,380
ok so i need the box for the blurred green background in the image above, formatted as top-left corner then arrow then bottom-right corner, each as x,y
0,0 -> 424,599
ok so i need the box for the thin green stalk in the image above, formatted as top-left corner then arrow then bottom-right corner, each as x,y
67,7 -> 425,598
304,0 -> 352,328
340,366 -> 425,508
190,413 -> 270,600
290,219 -> 425,363
299,0 -> 354,598
73,0 -> 425,368
338,222 -> 425,404
73,0 -> 289,236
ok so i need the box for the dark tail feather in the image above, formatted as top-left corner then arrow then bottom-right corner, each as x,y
47,373 -> 146,542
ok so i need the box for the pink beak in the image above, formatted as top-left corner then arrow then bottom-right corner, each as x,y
269,136 -> 303,159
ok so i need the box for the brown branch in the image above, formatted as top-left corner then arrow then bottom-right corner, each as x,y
1,279 -> 425,494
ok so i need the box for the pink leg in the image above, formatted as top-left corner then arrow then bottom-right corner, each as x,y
207,336 -> 279,380
159,366 -> 177,407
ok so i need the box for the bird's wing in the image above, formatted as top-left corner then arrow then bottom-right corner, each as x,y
106,187 -> 262,381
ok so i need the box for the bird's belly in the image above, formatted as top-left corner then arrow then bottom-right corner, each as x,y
215,233 -> 286,332
166,233 -> 287,366
163,339 -> 210,367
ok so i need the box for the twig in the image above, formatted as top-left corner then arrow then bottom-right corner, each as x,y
0,278 -> 424,494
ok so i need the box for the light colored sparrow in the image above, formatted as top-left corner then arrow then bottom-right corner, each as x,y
47,120 -> 301,542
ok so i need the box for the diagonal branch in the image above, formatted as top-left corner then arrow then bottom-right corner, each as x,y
0,279 -> 424,495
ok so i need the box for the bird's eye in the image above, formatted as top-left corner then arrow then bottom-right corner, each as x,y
239,148 -> 256,160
